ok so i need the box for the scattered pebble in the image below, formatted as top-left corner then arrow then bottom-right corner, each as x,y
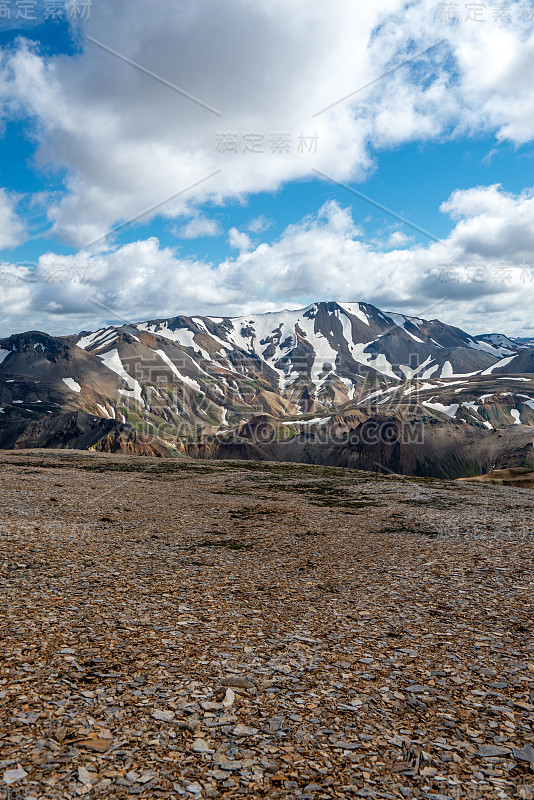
0,451 -> 532,799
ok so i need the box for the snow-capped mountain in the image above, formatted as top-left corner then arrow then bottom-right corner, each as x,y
127,300 -> 510,388
1,301 -> 533,472
475,333 -> 525,350
72,300 -> 516,410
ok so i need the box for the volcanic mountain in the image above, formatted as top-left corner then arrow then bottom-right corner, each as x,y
1,301 -> 533,476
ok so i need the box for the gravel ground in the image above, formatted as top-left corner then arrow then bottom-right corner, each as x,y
0,449 -> 533,800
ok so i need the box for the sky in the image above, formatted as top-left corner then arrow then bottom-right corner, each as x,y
0,0 -> 534,337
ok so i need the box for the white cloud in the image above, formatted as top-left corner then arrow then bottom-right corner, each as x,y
442,185 -> 534,260
178,215 -> 222,239
386,230 -> 413,248
0,1 -> 533,245
247,216 -> 272,234
0,184 -> 532,338
227,227 -> 252,251
0,189 -> 25,249
0,262 -> 33,335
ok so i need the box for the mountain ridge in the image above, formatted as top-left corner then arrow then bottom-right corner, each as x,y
1,300 -> 534,476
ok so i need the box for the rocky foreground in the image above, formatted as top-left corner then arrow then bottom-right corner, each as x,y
0,451 -> 533,800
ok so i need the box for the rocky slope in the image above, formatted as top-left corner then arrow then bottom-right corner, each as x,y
182,413 -> 534,478
461,467 -> 534,489
1,451 -> 533,799
0,410 -> 175,456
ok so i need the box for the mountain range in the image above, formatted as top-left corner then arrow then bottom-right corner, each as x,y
1,301 -> 534,477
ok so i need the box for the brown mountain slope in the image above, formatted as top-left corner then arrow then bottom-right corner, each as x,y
460,467 -> 534,488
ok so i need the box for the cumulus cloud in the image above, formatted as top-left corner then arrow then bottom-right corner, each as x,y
0,184 -> 532,338
178,215 -> 222,239
227,227 -> 252,252
442,185 -> 534,261
0,0 -> 533,246
386,230 -> 413,248
0,189 -> 25,249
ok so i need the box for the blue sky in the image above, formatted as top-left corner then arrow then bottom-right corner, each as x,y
1,1 -> 534,336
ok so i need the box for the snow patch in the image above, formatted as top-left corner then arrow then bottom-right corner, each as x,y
337,302 -> 371,327
440,361 -> 453,378
155,349 -> 202,393
359,385 -> 398,404
422,401 -> 459,418
351,343 -> 397,379
282,417 -> 331,427
62,377 -> 81,393
338,377 -> 355,400
421,363 -> 440,379
77,328 -> 117,351
462,401 -> 480,413
481,356 -> 514,375
468,338 -> 513,357
98,349 -> 144,405
137,322 -> 212,360
385,313 -> 424,343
